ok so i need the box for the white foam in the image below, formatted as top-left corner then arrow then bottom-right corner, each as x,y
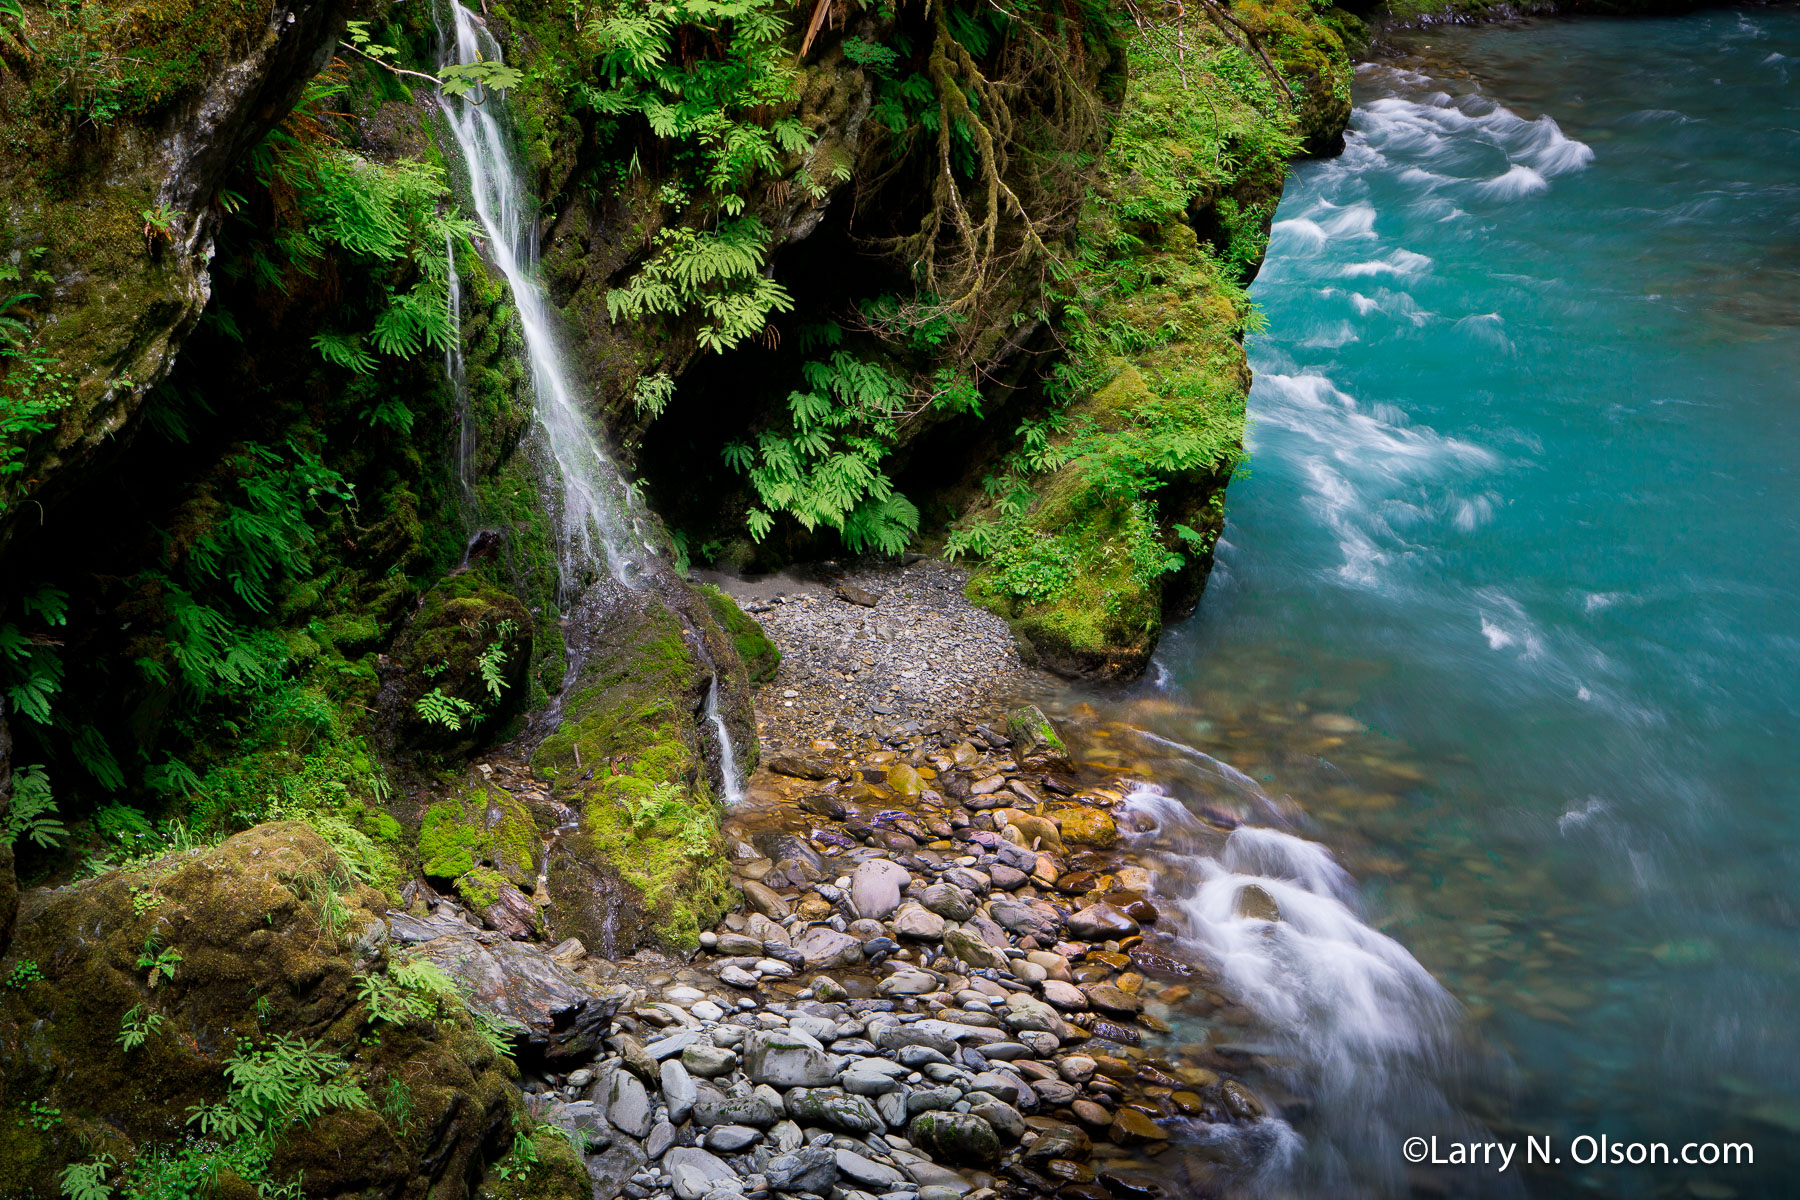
1122,790 -> 1460,1095
1477,163 -> 1549,200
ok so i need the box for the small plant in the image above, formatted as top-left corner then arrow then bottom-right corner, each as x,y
130,885 -> 165,916
4,958 -> 43,988
141,203 -> 179,246
138,935 -> 183,987
415,687 -> 478,731
840,36 -> 900,73
489,1124 -> 541,1182
59,1152 -> 114,1200
117,1004 -> 165,1052
379,1077 -> 413,1134
18,1099 -> 61,1130
254,994 -> 276,1023
475,621 -> 517,701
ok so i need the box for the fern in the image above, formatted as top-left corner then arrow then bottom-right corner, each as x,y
186,1035 -> 368,1143
414,687 -> 478,731
2,763 -> 63,849
1,584 -> 68,725
585,0 -> 808,198
606,219 -> 792,352
632,371 -> 676,419
354,971 -> 433,1026
470,1007 -> 525,1057
117,1005 -> 165,1052
475,622 -> 516,700
722,349 -> 923,554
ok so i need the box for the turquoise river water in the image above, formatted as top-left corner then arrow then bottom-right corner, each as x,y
1091,9 -> 1800,1198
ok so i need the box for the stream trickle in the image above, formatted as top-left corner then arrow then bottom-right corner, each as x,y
1080,10 -> 1800,1198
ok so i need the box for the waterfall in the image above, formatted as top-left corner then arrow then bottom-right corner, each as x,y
434,2 -> 746,800
436,2 -> 648,595
704,677 -> 746,805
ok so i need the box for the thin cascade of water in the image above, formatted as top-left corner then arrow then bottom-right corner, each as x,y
433,1 -> 747,802
704,677 -> 746,806
435,2 -> 647,596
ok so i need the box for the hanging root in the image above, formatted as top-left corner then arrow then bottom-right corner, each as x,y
1192,0 -> 1295,104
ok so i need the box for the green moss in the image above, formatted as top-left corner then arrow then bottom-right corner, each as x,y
957,2 -> 1350,677
475,1124 -> 590,1200
698,584 -> 780,685
419,800 -> 483,879
390,574 -> 534,757
458,865 -> 507,911
417,786 -> 541,893
533,598 -> 735,950
0,824 -> 526,1197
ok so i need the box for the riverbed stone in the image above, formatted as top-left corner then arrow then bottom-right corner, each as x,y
892,902 -> 947,940
1053,807 -> 1118,848
943,926 -> 1009,970
879,967 -> 940,996
794,925 -> 864,969
683,1043 -> 739,1078
703,1124 -> 762,1152
743,1027 -> 837,1088
740,880 -> 792,919
784,1086 -> 884,1133
835,1148 -> 907,1189
908,1111 -> 1002,1166
766,1145 -> 840,1193
1082,983 -> 1143,1016
666,1148 -> 738,1200
1066,903 -> 1137,940
1235,884 -> 1280,922
606,1066 -> 654,1138
1108,1108 -> 1168,1145
852,859 -> 912,920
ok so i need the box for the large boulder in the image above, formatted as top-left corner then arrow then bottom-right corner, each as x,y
535,587 -> 737,953
0,824 -> 524,1197
413,931 -> 623,1062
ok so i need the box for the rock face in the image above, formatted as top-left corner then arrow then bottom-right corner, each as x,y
0,0 -> 359,551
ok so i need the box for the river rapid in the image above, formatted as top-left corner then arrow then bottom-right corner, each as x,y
1062,9 -> 1800,1198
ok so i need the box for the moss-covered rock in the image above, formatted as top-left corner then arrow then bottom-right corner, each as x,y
960,3 -> 1352,679
474,1122 -> 591,1200
533,588 -> 737,954
415,779 -> 547,929
0,823 -> 523,1198
699,583 -> 781,685
386,574 -> 535,756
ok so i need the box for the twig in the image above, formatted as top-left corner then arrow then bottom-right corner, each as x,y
339,41 -> 442,87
